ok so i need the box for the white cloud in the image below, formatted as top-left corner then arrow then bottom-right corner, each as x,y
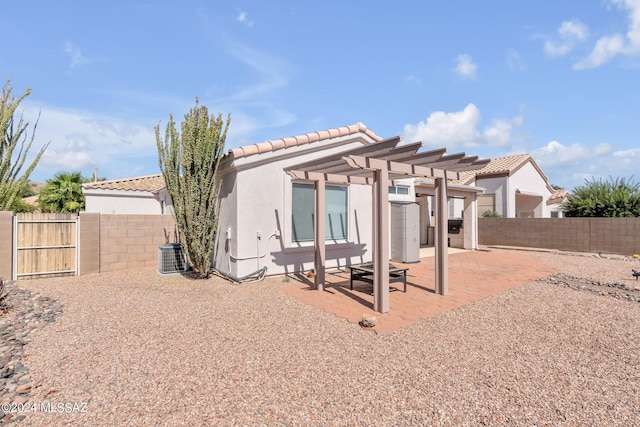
506,49 -> 526,71
64,42 -> 91,68
453,54 -> 477,80
236,10 -> 254,27
41,150 -> 95,170
534,140 -> 613,166
530,140 -> 624,188
532,140 -> 614,186
610,147 -> 640,169
544,19 -> 589,56
574,0 -> 640,69
403,104 -> 481,148
613,147 -> 640,158
210,41 -> 297,139
404,75 -> 421,84
483,115 -> 523,147
573,34 -> 626,69
20,101 -> 158,181
222,43 -> 289,103
403,104 -> 523,150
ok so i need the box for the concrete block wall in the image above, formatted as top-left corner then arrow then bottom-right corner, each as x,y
1,211 -> 178,279
479,217 -> 640,255
79,212 -> 100,275
98,214 -> 178,272
0,212 -> 13,280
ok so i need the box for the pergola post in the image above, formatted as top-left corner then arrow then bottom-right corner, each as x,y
435,176 -> 448,295
314,179 -> 326,290
373,168 -> 390,313
463,193 -> 477,250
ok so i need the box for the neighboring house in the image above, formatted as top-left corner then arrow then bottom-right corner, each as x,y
456,154 -> 565,218
82,123 -> 487,279
547,189 -> 570,218
82,174 -> 173,215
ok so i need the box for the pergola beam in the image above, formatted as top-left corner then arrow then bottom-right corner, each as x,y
446,159 -> 491,172
287,170 -> 372,185
343,155 -> 459,180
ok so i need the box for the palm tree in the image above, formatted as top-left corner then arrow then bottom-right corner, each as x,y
38,172 -> 86,213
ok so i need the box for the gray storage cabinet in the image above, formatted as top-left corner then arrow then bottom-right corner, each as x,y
390,202 -> 420,263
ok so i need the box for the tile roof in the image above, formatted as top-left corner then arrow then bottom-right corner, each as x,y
547,189 -> 570,205
458,154 -> 533,184
456,153 -> 557,196
226,122 -> 382,160
82,174 -> 166,192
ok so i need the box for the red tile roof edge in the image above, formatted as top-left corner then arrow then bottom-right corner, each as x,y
82,174 -> 165,192
227,122 -> 382,160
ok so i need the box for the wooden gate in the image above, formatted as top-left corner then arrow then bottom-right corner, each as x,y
13,213 -> 79,280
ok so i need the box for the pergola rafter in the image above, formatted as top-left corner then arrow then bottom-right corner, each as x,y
285,136 -> 489,313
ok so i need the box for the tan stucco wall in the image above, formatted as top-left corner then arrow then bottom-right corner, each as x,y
85,191 -> 166,214
217,133 -> 378,278
478,217 -> 640,255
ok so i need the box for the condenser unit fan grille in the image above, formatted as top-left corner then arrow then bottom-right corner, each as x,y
158,243 -> 187,274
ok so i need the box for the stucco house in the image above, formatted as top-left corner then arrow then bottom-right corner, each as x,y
82,123 -> 488,284
455,154 -> 566,218
83,174 -> 173,215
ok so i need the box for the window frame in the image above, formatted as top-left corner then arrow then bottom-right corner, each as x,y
290,181 -> 349,244
388,185 -> 410,195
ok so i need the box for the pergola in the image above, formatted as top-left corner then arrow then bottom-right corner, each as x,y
285,137 -> 489,313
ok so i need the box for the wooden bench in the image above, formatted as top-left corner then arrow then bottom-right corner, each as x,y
348,263 -> 408,293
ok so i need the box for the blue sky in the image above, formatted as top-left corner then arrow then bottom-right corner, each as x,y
3,0 -> 640,190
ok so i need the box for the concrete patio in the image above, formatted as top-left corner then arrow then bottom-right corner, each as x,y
280,248 -> 561,333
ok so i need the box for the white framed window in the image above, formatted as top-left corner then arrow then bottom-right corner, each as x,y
388,185 -> 410,195
291,182 -> 348,242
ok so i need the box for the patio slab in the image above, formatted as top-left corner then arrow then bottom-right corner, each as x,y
280,249 -> 561,333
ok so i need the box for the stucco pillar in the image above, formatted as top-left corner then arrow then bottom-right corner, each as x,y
463,194 -> 477,250
314,179 -> 326,290
79,212 -> 100,275
0,211 -> 13,281
435,177 -> 448,295
373,168 -> 390,313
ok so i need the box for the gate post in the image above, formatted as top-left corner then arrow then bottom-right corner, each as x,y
0,211 -> 13,281
79,212 -> 100,275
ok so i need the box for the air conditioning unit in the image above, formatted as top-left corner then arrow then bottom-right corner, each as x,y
158,243 -> 188,275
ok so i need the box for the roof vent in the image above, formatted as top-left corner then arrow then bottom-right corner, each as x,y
158,243 -> 188,275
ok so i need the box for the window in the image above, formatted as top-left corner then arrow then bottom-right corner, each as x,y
292,183 -> 348,242
388,185 -> 410,195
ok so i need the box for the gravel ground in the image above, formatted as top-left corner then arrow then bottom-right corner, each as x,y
3,249 -> 640,426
